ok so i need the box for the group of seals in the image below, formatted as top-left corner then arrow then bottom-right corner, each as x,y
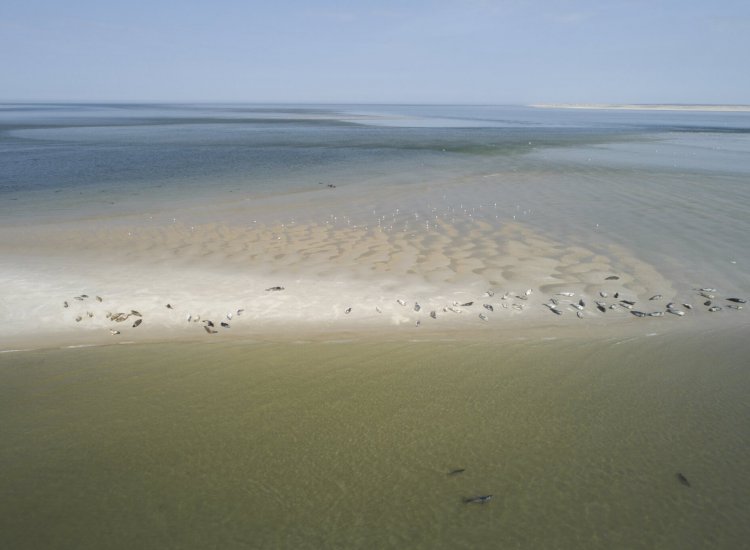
64,277 -> 746,338
63,293 -> 146,335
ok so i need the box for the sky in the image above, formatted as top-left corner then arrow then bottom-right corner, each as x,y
1,0 -> 749,104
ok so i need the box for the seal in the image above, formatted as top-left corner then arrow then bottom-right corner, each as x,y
344,307 -> 352,314
479,312 -> 488,321
430,310 -> 437,319
605,275 -> 620,280
483,304 -> 494,312
463,495 -> 492,504
266,286 -> 285,291
132,319 -> 142,328
414,302 -> 421,312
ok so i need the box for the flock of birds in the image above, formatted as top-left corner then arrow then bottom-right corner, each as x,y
63,277 -> 746,337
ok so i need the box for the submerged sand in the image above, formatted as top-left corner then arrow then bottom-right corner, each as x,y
2,330 -> 749,549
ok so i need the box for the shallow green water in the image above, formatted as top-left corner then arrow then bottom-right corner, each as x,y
1,328 -> 749,549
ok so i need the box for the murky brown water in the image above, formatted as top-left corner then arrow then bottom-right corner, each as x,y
2,326 -> 748,549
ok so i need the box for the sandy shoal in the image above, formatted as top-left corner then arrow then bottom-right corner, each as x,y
0,215 -> 737,352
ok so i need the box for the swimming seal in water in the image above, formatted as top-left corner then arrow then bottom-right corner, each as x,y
463,495 -> 492,504
265,286 -> 285,291
447,468 -> 465,476
676,473 -> 691,487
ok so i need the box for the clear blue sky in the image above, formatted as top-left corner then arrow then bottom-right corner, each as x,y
2,0 -> 748,104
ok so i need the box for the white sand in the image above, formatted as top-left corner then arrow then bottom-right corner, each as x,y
1,206 -> 711,351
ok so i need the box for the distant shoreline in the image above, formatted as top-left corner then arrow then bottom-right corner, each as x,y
530,103 -> 750,112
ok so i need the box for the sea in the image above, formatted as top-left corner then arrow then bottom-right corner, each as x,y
1,103 -> 749,548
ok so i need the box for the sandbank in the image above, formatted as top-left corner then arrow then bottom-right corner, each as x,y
530,103 -> 750,112
1,209 -> 743,352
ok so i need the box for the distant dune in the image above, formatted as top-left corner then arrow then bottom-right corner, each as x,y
530,103 -> 750,112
